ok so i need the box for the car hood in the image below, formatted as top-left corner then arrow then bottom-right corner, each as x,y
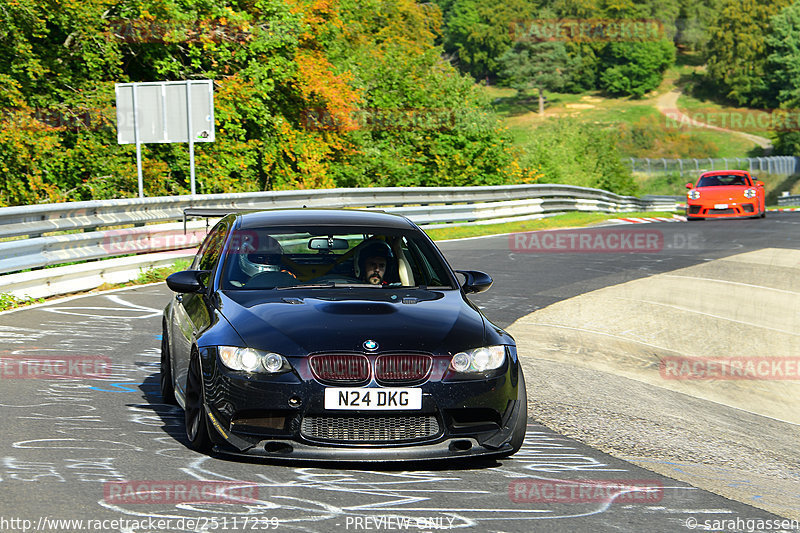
215,288 -> 487,355
695,185 -> 751,201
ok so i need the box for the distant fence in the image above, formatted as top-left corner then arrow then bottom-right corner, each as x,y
629,156 -> 800,176
778,194 -> 800,206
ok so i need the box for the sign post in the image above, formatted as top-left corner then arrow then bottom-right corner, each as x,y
115,80 -> 214,197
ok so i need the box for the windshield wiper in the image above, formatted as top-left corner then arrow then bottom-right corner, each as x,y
276,282 -> 336,290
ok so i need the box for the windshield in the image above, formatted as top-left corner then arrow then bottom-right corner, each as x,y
696,174 -> 750,187
219,226 -> 456,290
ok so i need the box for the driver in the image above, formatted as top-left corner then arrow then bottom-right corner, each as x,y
356,241 -> 394,285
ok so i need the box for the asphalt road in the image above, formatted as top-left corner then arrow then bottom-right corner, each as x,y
1,213 -> 798,533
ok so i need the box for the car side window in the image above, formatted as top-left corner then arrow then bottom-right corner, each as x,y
198,228 -> 227,271
191,221 -> 230,284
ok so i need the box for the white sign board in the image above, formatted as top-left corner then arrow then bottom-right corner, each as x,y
115,80 -> 214,144
115,80 -> 214,196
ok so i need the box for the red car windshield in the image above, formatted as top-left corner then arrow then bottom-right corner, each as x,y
697,174 -> 750,187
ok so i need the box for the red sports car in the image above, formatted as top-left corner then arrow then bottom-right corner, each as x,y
685,170 -> 766,220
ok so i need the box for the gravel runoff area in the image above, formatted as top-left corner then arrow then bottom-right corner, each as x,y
509,248 -> 800,521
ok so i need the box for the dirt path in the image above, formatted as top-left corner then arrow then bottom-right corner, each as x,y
655,89 -> 773,150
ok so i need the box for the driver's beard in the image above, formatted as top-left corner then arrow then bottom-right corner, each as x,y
368,273 -> 383,285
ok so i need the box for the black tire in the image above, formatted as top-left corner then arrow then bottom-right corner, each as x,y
160,326 -> 177,405
760,209 -> 766,218
184,352 -> 212,453
686,217 -> 703,221
500,367 -> 528,458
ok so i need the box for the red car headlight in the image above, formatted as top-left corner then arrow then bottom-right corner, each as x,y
744,188 -> 757,199
688,190 -> 700,200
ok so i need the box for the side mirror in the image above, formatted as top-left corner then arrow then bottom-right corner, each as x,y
756,181 -> 765,187
455,270 -> 493,294
166,270 -> 209,293
685,183 -> 694,189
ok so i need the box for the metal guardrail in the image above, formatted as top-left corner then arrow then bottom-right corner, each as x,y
0,184 -> 681,298
630,156 -> 800,176
778,194 -> 800,206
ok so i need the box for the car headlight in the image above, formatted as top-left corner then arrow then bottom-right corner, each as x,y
743,188 -> 757,198
449,346 -> 506,373
218,346 -> 290,373
688,190 -> 700,200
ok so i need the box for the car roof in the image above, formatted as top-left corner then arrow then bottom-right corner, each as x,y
234,208 -> 418,230
700,170 -> 750,177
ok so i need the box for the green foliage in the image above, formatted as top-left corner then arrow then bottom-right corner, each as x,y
0,0 -> 535,205
599,40 -> 675,98
676,0 -> 724,51
499,41 -> 576,95
705,0 -> 792,107
436,0 -> 536,81
135,258 -> 191,284
519,118 -> 638,196
616,115 -> 719,158
766,2 -> 800,108
0,292 -> 44,311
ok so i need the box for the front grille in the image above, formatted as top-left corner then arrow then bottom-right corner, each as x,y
688,205 -> 702,215
301,415 -> 440,442
742,203 -> 754,213
708,208 -> 735,214
375,355 -> 432,383
310,354 -> 369,383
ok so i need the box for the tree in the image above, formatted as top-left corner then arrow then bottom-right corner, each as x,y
499,40 -> 576,113
765,2 -> 800,108
705,0 -> 791,106
436,0 -> 537,80
765,2 -> 800,155
599,40 -> 675,98
676,0 -> 725,51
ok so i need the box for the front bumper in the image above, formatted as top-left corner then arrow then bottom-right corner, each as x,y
686,202 -> 758,218
198,348 -> 523,461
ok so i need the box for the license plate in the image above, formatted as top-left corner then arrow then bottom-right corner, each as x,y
324,387 -> 422,410
714,203 -> 729,209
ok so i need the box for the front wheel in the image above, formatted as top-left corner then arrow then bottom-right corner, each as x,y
184,353 -> 212,453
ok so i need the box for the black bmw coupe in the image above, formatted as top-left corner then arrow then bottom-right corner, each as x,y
161,208 -> 527,461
